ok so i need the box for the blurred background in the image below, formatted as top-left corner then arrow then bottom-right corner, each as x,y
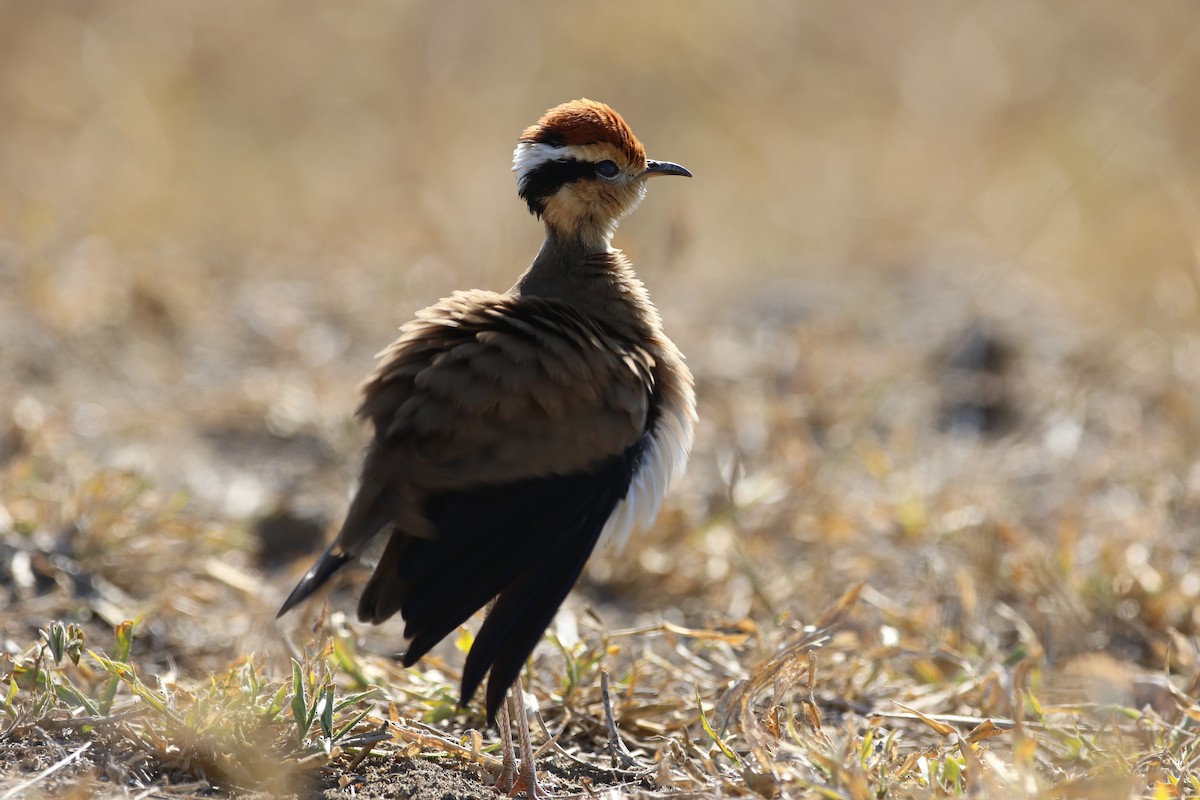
4,0 -> 1200,677
5,2 -> 1199,282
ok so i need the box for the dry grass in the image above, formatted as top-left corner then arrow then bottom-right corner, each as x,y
4,2 -> 1200,797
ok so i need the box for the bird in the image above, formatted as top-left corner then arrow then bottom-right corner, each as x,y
277,98 -> 695,796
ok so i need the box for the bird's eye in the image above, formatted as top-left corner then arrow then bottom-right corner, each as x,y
595,160 -> 620,179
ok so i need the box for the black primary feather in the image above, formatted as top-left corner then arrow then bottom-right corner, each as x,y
358,441 -> 642,723
276,546 -> 354,617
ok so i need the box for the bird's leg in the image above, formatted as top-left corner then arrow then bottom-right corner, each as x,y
495,690 -> 518,793
510,676 -> 545,799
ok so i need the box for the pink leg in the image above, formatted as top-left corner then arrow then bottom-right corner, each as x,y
511,677 -> 545,798
496,691 -> 518,792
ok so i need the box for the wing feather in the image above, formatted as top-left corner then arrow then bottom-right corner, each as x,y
357,291 -> 651,496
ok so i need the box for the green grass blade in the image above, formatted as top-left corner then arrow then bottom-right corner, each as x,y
695,685 -> 741,766
97,619 -> 137,715
290,659 -> 311,738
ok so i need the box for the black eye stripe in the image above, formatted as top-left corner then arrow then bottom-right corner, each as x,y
518,158 -> 613,216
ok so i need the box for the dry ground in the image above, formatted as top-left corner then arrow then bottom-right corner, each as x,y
4,3 -> 1200,798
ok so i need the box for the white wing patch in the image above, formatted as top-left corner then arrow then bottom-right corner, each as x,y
599,388 -> 696,551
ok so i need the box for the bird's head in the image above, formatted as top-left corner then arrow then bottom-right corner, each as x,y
513,99 -> 690,248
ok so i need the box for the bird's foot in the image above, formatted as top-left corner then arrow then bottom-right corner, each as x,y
494,758 -> 543,798
507,769 -> 545,799
496,759 -> 519,794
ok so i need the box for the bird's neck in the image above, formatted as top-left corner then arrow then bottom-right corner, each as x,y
510,228 -> 662,338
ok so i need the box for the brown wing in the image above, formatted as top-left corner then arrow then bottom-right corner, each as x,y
339,288 -> 653,554
275,288 -> 655,619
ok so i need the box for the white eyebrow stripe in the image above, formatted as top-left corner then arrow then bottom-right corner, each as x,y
513,142 -> 572,183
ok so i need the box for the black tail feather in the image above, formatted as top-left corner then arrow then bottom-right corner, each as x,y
455,455 -> 634,724
397,494 -> 551,665
277,545 -> 353,618
473,521 -> 604,725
